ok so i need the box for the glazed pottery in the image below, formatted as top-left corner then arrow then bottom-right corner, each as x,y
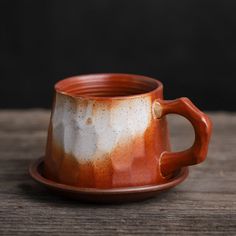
30,157 -> 189,203
44,74 -> 212,189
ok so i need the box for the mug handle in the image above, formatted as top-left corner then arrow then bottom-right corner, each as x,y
154,97 -> 212,178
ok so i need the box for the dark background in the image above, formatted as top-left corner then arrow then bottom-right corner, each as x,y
1,0 -> 235,110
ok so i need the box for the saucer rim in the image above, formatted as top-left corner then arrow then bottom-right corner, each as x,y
29,157 -> 189,195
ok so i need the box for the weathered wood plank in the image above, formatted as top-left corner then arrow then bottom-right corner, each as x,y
0,110 -> 235,235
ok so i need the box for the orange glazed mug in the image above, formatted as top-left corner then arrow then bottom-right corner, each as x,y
44,74 -> 212,189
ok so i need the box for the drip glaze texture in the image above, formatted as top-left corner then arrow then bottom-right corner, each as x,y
44,74 -> 212,189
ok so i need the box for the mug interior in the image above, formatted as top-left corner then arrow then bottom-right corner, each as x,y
55,74 -> 162,98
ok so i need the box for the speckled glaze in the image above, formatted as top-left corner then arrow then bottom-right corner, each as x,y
44,74 -> 212,189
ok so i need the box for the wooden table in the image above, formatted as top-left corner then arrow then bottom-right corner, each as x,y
0,111 -> 235,235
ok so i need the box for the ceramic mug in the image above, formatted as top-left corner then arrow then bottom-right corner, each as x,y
44,74 -> 212,189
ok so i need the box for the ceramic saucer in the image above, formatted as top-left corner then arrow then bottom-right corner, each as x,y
29,157 -> 189,203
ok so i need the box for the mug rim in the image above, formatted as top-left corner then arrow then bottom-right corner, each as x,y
54,73 -> 163,100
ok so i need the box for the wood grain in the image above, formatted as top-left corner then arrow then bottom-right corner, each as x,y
0,110 -> 235,235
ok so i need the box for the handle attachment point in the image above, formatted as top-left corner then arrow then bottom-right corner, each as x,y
153,100 -> 162,119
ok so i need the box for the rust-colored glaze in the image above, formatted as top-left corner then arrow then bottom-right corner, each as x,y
44,127 -> 170,188
54,74 -> 159,98
30,158 -> 189,203
157,98 -> 212,177
44,73 -> 212,190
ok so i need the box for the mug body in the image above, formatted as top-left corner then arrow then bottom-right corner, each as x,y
44,74 -> 170,188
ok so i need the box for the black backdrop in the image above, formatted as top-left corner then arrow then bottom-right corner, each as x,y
1,0 -> 235,110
